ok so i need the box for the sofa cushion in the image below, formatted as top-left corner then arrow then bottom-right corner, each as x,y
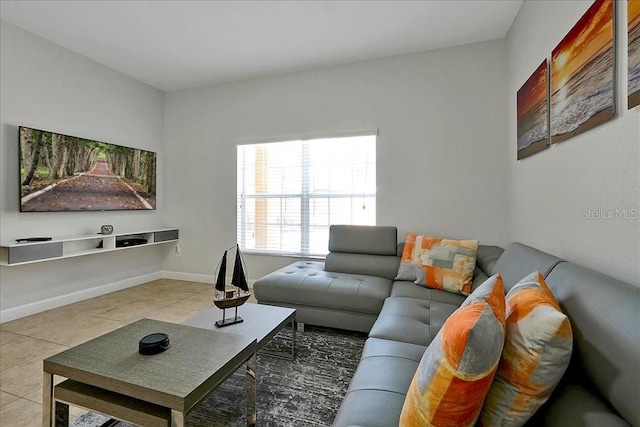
328,224 -> 397,255
471,267 -> 490,293
480,271 -> 573,426
361,337 -> 427,363
412,235 -> 479,295
393,267 -> 489,300
544,262 -> 640,426
325,225 -> 400,280
333,390 -> 408,427
491,242 -> 563,291
390,281 -> 467,305
347,355 -> 419,396
399,274 -> 506,426
476,245 -> 504,277
253,261 -> 392,315
325,252 -> 400,281
368,296 -> 460,346
333,338 -> 426,427
525,379 -> 632,427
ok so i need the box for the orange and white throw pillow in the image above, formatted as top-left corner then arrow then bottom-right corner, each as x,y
396,233 -> 478,296
414,235 -> 478,295
479,271 -> 573,426
400,274 -> 506,426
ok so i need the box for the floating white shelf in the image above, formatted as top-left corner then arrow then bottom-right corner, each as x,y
0,228 -> 178,266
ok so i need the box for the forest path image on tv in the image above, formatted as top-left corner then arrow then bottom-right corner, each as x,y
20,128 -> 156,212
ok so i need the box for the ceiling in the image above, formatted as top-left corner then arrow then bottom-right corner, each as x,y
0,1 -> 523,92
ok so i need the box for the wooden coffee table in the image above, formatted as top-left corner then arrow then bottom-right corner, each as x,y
183,303 -> 296,360
42,318 -> 256,427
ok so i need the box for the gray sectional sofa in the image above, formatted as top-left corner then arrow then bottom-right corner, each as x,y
254,225 -> 639,426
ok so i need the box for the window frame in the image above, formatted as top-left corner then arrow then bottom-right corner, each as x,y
237,130 -> 377,257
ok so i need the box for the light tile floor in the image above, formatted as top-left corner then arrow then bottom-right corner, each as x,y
0,279 -> 249,427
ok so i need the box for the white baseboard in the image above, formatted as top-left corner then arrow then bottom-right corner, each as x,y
0,271 -> 163,323
161,270 -> 256,288
161,270 -> 214,283
0,271 -> 256,323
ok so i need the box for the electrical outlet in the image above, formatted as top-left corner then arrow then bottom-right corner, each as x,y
175,244 -> 182,256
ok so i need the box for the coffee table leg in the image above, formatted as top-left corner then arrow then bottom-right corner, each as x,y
247,352 -> 256,427
42,372 -> 54,427
171,410 -> 185,427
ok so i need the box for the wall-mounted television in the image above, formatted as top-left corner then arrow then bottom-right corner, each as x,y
19,126 -> 157,212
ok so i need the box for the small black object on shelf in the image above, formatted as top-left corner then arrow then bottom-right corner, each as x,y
116,235 -> 147,248
15,237 -> 53,243
138,333 -> 170,355
100,225 -> 114,235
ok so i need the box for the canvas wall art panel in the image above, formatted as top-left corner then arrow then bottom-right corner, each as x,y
629,0 -> 640,109
517,59 -> 549,160
550,0 -> 615,144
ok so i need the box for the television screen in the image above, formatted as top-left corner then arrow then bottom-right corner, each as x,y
19,126 -> 157,212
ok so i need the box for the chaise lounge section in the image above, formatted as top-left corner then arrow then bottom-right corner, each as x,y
254,225 -> 400,333
254,225 -> 639,426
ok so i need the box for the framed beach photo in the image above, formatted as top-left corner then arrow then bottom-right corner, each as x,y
629,0 -> 640,109
517,59 -> 549,160
550,0 -> 615,144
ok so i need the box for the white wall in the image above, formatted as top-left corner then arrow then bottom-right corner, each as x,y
2,1 -> 637,322
163,40 -> 509,280
506,1 -> 640,286
0,21 -> 167,320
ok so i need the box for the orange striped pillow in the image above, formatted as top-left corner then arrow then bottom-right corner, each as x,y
400,274 -> 506,426
414,235 -> 479,295
479,271 -> 573,426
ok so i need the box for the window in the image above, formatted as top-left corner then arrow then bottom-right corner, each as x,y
237,133 -> 376,256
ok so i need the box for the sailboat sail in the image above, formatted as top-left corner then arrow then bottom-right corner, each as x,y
232,246 -> 249,292
215,250 -> 227,292
214,245 -> 249,297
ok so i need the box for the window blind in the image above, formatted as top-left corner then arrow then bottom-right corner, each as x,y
237,134 -> 376,256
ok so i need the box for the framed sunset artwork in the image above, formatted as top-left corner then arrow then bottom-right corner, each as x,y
517,59 -> 549,160
629,0 -> 640,109
550,0 -> 615,144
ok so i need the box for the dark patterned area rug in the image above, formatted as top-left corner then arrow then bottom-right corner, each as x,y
70,325 -> 366,426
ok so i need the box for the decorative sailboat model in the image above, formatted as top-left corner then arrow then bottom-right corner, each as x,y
213,245 -> 251,327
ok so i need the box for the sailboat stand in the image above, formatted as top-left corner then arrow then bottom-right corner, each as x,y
216,302 -> 245,328
213,245 -> 251,328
